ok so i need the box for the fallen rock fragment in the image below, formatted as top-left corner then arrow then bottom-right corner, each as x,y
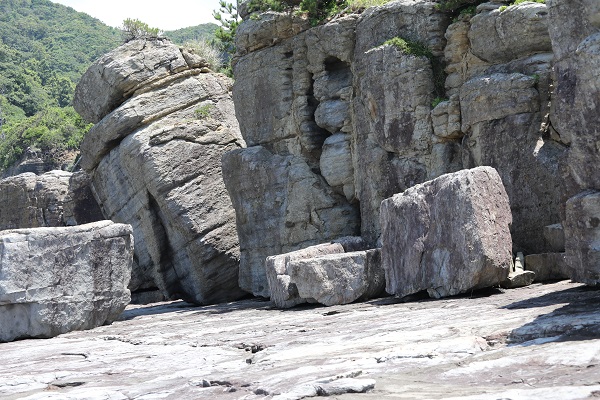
381,166 -> 513,299
266,237 -> 384,308
0,221 -> 133,342
501,252 -> 535,289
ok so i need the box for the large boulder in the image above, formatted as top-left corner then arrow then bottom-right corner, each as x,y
380,167 -> 513,299
0,221 -> 132,342
75,39 -> 247,304
0,170 -> 103,230
266,239 -> 384,308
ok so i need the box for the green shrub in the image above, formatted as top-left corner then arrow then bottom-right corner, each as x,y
384,37 -> 433,59
183,40 -> 222,71
121,18 -> 162,43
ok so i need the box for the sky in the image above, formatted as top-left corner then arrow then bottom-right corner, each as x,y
51,0 -> 225,31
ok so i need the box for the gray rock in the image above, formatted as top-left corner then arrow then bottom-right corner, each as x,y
544,223 -> 565,253
380,167 -> 512,299
0,221 -> 132,342
289,249 -> 385,307
469,3 -> 551,63
235,11 -> 310,57
564,191 -> 600,285
75,40 -> 247,305
74,38 -> 194,123
0,170 -> 103,230
431,95 -> 462,139
314,100 -> 350,134
266,242 -> 346,309
320,133 -> 355,200
525,253 -> 570,282
460,73 -> 565,253
222,146 -> 360,297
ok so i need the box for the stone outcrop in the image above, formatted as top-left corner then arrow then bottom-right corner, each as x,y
525,253 -> 570,282
0,170 -> 103,230
0,221 -> 132,342
74,38 -> 246,304
380,167 -> 512,299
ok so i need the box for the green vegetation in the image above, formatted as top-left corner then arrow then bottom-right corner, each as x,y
384,37 -> 434,59
499,0 -> 545,12
431,97 -> 448,108
164,23 -> 219,44
0,0 -> 120,172
183,40 -> 222,71
120,18 -> 161,43
194,103 -> 215,119
0,106 -> 92,170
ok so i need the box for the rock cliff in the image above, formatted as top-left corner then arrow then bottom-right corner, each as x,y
74,39 -> 247,304
224,0 -> 584,297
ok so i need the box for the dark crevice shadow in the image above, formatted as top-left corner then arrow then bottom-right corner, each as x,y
504,284 -> 600,346
502,283 -> 599,310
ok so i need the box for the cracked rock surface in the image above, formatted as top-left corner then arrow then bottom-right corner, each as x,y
74,38 -> 247,304
1,281 -> 599,399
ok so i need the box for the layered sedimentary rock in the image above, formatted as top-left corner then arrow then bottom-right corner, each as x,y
380,167 -> 512,298
0,221 -> 132,342
0,170 -> 103,230
74,38 -> 246,304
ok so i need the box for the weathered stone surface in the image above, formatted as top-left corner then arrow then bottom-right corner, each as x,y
235,11 -> 310,57
544,223 -> 566,252
460,73 -> 565,253
547,0 -> 600,193
0,170 -> 103,230
469,3 -> 551,64
381,167 -> 512,299
431,95 -> 462,139
0,221 -> 132,342
564,191 -> 600,285
319,133 -> 355,200
74,39 -> 196,123
288,249 -> 385,307
1,281 -> 599,399
266,242 -> 346,309
222,147 -> 360,297
76,39 -> 247,304
525,253 -> 570,282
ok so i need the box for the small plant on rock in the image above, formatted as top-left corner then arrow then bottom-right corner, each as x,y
384,37 -> 434,59
195,103 -> 215,120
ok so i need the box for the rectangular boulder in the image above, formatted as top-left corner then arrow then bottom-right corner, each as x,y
0,221 -> 133,342
266,237 -> 384,308
380,166 -> 513,299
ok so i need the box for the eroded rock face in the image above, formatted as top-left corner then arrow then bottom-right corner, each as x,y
380,167 -> 512,299
0,221 -> 132,342
564,191 -> 600,285
75,38 -> 246,304
0,170 -> 103,230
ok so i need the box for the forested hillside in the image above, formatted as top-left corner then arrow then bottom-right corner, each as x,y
164,23 -> 219,44
0,0 -> 218,173
0,0 -> 121,170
